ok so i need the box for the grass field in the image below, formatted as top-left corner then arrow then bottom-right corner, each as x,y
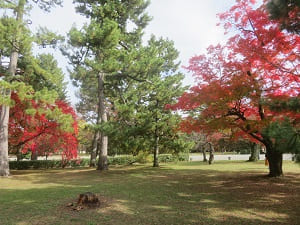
1,161 -> 300,225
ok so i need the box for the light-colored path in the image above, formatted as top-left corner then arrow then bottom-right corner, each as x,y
9,153 -> 294,161
189,154 -> 294,161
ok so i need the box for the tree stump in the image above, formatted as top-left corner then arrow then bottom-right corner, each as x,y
67,192 -> 100,210
77,192 -> 100,207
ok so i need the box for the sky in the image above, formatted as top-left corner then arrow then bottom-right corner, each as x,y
30,0 -> 236,104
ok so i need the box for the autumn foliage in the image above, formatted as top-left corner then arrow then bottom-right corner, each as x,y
171,0 -> 299,176
9,93 -> 78,160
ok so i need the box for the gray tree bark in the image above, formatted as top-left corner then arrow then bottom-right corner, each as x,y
0,104 -> 10,176
90,106 -> 101,167
153,129 -> 159,167
90,131 -> 100,167
266,145 -> 283,177
202,145 -> 207,162
153,100 -> 159,167
195,142 -> 207,162
208,142 -> 214,165
31,151 -> 38,160
249,143 -> 260,162
97,73 -> 108,171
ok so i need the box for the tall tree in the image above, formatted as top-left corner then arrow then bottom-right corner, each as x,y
0,0 -> 63,176
104,36 -> 190,167
137,66 -> 187,167
0,0 -> 28,176
172,0 -> 299,177
65,0 -> 151,170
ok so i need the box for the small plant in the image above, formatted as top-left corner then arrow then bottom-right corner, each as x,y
135,151 -> 152,164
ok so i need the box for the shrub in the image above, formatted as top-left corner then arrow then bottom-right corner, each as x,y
135,151 -> 152,164
177,153 -> 190,161
108,155 -> 136,165
9,153 -> 189,170
158,153 -> 189,163
158,154 -> 174,163
9,159 -> 90,170
239,149 -> 251,154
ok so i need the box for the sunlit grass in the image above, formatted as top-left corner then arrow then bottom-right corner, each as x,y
0,161 -> 299,225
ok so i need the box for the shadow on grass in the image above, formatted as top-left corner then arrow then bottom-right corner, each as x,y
1,162 -> 299,225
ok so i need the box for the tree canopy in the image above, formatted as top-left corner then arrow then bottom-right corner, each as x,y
171,0 -> 300,177
9,93 -> 78,160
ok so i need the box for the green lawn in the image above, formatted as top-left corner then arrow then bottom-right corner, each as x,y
1,161 -> 300,225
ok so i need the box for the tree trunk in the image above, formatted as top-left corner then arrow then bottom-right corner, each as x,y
249,143 -> 260,162
97,73 -> 108,171
90,131 -> 100,167
31,150 -> 38,160
0,105 -> 10,176
202,146 -> 207,162
97,128 -> 108,171
16,151 -> 22,161
208,142 -> 214,164
266,147 -> 283,177
90,99 -> 102,167
153,100 -> 159,167
153,132 -> 159,167
0,53 -> 18,177
16,146 -> 25,161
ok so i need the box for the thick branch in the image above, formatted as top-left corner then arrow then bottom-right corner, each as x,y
239,126 -> 265,144
258,103 -> 265,120
12,127 -> 49,148
119,41 -> 129,51
225,107 -> 265,144
124,73 -> 153,84
225,108 -> 246,121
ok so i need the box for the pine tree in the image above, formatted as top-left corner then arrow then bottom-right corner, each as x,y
0,0 -> 64,176
106,37 -> 190,167
65,0 -> 151,170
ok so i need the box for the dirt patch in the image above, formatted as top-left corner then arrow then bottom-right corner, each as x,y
64,194 -> 114,212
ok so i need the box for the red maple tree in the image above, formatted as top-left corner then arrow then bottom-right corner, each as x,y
171,0 -> 300,177
9,93 -> 78,160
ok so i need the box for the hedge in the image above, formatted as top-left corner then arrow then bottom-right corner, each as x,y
9,159 -> 90,170
158,153 -> 189,163
9,154 -> 189,170
108,155 -> 136,165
